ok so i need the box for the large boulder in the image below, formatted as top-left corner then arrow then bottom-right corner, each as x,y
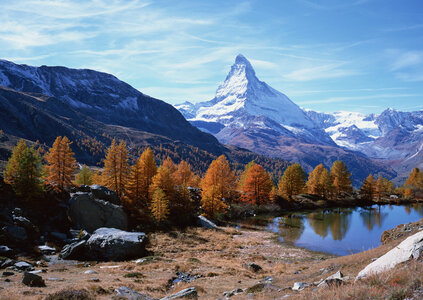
357,230 -> 423,280
197,215 -> 218,230
2,225 -> 27,241
89,184 -> 120,205
68,192 -> 128,233
60,240 -> 87,260
86,228 -> 147,261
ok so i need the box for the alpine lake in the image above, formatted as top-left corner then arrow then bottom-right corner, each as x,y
240,203 -> 423,256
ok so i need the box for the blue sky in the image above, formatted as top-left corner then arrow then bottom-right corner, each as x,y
1,0 -> 423,114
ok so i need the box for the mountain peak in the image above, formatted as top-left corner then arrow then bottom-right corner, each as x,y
235,54 -> 251,65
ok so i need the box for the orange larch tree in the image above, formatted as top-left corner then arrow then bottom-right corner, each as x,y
103,139 -> 130,197
200,155 -> 236,218
174,160 -> 192,187
45,136 -> 77,192
242,164 -> 274,205
125,147 -> 157,207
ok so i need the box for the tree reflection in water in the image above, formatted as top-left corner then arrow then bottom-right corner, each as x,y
359,206 -> 388,231
307,208 -> 352,241
276,214 -> 305,243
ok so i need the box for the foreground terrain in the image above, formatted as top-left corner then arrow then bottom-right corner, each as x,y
1,218 -> 422,299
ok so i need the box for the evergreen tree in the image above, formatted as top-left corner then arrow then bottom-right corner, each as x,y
150,188 -> 169,222
360,174 -> 375,201
330,160 -> 352,198
103,139 -> 130,197
75,165 -> 93,186
4,139 -> 28,186
278,163 -> 306,200
242,164 -> 274,205
45,136 -> 77,192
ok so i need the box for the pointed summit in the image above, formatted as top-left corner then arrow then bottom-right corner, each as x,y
235,54 -> 252,66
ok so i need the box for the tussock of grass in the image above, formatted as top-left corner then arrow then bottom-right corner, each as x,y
44,289 -> 95,300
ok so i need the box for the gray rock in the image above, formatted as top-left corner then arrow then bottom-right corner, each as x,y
68,193 -> 128,233
1,259 -> 15,269
22,272 -> 45,287
86,228 -> 147,261
317,270 -> 345,288
47,277 -> 65,281
2,271 -> 14,277
292,282 -> 308,291
38,245 -> 56,255
115,286 -> 154,300
90,184 -> 120,205
14,261 -> 34,272
161,287 -> 198,299
2,225 -> 27,241
197,215 -> 218,229
13,216 -> 35,233
243,263 -> 262,273
84,270 -> 98,274
357,230 -> 423,280
60,240 -> 87,260
223,288 -> 244,298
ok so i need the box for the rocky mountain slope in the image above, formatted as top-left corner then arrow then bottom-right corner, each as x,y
176,55 -> 396,184
0,60 -> 290,176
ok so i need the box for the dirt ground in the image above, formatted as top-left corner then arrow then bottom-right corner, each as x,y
0,220 -> 422,299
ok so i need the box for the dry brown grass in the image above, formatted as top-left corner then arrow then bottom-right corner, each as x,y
0,224 -> 422,299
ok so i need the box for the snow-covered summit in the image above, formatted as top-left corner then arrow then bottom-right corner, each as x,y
182,54 -> 316,131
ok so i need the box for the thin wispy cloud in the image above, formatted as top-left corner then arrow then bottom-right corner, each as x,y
283,63 -> 359,81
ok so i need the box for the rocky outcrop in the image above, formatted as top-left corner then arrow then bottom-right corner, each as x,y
22,272 -> 45,287
68,188 -> 128,233
197,215 -> 218,229
160,287 -> 198,299
85,228 -> 147,261
357,230 -> 423,279
60,240 -> 87,260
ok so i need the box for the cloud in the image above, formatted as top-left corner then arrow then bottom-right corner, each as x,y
387,50 -> 423,82
283,63 -> 359,81
298,93 -> 421,105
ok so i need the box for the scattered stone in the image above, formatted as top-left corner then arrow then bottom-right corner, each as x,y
0,259 -> 15,269
171,272 -> 201,285
88,277 -> 100,282
243,262 -> 262,273
38,245 -> 56,255
100,265 -> 120,269
86,228 -> 147,261
357,230 -> 423,280
115,286 -> 154,300
60,240 -> 87,260
2,271 -> 14,277
84,270 -> 98,274
47,277 -> 65,281
28,270 -> 44,274
292,282 -> 309,291
4,278 -> 10,282
197,215 -> 218,229
14,261 -> 34,272
160,287 -> 198,299
22,272 -> 45,287
68,190 -> 127,233
223,288 -> 244,298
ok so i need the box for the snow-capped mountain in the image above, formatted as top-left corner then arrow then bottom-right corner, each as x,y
176,54 -> 333,146
176,55 -> 396,184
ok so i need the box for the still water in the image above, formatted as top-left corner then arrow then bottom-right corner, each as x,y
264,203 -> 423,256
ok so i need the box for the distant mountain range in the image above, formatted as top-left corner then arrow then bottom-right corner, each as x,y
175,54 -> 422,184
0,59 -> 289,177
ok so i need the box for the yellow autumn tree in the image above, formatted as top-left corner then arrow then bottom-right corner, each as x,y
149,165 -> 175,201
405,168 -> 423,190
278,163 -> 306,200
200,155 -> 236,218
150,188 -> 169,222
103,139 -> 130,197
162,156 -> 177,178
242,164 -> 274,205
330,161 -> 352,198
174,160 -> 192,187
125,147 -> 157,207
306,164 -> 333,198
360,174 -> 375,201
75,165 -> 93,186
374,177 -> 394,201
238,161 -> 256,191
45,136 -> 77,192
